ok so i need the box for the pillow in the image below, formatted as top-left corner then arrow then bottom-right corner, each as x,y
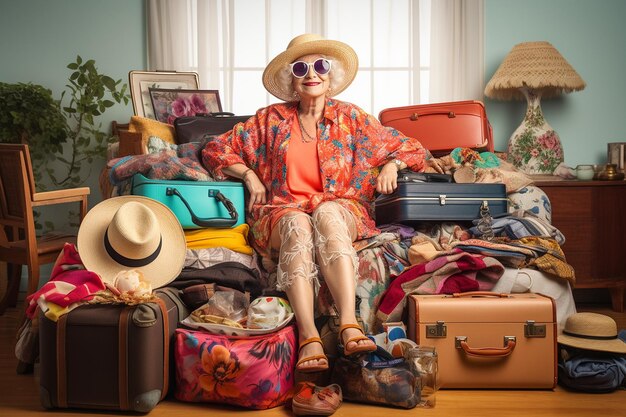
128,116 -> 176,145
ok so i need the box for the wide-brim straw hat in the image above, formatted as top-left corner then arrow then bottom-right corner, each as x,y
77,196 -> 186,289
558,312 -> 626,354
262,33 -> 358,102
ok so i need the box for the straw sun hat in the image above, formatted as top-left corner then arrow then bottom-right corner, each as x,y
77,196 -> 186,289
262,33 -> 358,102
558,312 -> 626,354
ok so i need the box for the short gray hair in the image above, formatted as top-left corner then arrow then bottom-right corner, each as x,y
275,55 -> 346,101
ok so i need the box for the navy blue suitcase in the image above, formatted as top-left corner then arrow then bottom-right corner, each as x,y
375,182 -> 507,225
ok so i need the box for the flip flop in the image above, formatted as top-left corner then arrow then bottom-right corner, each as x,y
296,337 -> 329,373
339,323 -> 377,356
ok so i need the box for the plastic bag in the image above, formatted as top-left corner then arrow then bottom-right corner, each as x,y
405,346 -> 438,408
190,290 -> 249,327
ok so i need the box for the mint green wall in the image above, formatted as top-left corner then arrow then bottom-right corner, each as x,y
0,0 -> 146,205
0,0 -> 145,123
485,0 -> 626,166
0,0 -> 146,289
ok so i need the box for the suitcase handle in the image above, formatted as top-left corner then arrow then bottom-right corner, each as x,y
409,111 -> 456,121
455,336 -> 516,357
166,187 -> 238,228
195,111 -> 236,117
452,291 -> 508,298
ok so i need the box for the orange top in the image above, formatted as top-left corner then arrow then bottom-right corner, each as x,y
268,124 -> 324,236
286,124 -> 323,200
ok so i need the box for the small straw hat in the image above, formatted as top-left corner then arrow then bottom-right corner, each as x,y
262,33 -> 358,102
558,312 -> 626,354
77,196 -> 186,289
484,41 -> 586,100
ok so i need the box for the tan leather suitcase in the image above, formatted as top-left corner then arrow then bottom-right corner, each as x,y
407,292 -> 557,389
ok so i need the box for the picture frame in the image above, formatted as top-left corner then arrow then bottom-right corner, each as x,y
129,70 -> 200,119
148,88 -> 222,124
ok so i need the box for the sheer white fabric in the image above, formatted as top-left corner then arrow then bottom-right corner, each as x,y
429,0 -> 485,102
147,0 -> 484,115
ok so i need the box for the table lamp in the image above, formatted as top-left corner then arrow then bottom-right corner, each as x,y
484,41 -> 586,174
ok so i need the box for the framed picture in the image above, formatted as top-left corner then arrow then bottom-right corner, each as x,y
148,88 -> 222,124
129,70 -> 200,119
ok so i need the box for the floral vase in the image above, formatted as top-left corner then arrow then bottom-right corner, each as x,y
507,87 -> 564,174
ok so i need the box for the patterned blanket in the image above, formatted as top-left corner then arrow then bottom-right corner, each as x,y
376,248 -> 504,322
108,139 -> 211,184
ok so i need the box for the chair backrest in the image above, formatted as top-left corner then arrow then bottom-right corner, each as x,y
0,144 -> 36,244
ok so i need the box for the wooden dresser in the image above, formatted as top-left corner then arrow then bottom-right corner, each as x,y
534,178 -> 626,311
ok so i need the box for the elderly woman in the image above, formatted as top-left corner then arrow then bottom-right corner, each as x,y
202,34 -> 426,373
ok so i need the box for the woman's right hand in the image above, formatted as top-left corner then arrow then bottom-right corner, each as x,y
243,171 -> 267,211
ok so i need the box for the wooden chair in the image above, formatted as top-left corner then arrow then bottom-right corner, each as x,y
0,144 -> 90,315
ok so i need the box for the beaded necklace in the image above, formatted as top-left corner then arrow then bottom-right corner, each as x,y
297,112 -> 318,143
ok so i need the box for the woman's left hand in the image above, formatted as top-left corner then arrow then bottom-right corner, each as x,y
376,162 -> 400,194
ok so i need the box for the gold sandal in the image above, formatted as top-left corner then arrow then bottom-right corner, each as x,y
296,337 -> 329,373
339,324 -> 376,356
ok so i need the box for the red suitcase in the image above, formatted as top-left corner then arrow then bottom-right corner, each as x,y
378,100 -> 494,156
39,288 -> 186,412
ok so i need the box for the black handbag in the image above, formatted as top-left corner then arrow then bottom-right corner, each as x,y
174,112 -> 252,144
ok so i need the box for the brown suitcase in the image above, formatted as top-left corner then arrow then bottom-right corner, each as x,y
407,292 -> 557,389
39,288 -> 187,412
378,100 -> 494,156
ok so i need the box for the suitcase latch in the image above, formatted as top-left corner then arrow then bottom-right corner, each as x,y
439,195 -> 446,205
426,321 -> 447,338
524,320 -> 546,338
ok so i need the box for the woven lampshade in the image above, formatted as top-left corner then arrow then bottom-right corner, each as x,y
484,41 -> 586,100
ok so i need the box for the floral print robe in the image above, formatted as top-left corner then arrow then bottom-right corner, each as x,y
202,99 -> 426,257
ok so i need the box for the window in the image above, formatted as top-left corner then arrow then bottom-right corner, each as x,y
175,0 -> 430,116
148,0 -> 483,116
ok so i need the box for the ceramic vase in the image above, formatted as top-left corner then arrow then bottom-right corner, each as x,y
506,87 -> 564,174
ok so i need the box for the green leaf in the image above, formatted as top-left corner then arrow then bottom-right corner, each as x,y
101,76 -> 116,91
67,63 -> 79,70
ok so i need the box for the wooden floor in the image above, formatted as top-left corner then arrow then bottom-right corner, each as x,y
0,298 -> 624,417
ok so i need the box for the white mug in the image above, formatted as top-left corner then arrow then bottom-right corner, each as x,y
575,164 -> 595,180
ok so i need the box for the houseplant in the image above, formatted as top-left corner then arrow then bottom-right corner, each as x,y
0,56 -> 130,229
0,82 -> 68,185
49,55 -> 130,188
1,56 -> 129,188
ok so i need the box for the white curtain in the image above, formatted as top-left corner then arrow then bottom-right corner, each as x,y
147,0 -> 484,113
429,0 -> 484,102
147,0 -> 234,104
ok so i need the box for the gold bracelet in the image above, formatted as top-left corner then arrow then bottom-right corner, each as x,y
242,168 -> 253,180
